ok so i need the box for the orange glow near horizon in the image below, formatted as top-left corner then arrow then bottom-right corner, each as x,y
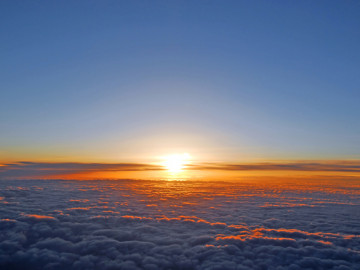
1,159 -> 360,181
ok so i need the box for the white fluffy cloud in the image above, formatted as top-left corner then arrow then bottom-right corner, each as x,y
0,179 -> 359,269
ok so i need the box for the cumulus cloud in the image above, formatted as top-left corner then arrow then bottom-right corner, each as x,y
0,179 -> 359,269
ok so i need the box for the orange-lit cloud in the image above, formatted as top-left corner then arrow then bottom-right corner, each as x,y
21,214 -> 56,220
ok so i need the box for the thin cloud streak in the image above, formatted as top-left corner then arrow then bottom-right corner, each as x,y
193,160 -> 360,172
0,162 -> 163,179
0,160 -> 359,180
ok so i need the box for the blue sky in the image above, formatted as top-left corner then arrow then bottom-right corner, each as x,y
1,0 -> 359,162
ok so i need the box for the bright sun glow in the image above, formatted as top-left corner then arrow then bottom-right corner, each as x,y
162,153 -> 191,173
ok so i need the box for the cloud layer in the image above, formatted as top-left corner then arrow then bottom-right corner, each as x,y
0,179 -> 359,269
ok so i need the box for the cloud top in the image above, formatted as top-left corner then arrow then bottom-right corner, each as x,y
0,179 -> 359,269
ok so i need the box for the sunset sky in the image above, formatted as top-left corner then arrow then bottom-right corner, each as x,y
1,2 -> 360,270
1,1 -> 359,179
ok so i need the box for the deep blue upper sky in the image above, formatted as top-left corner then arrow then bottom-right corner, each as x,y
1,0 -> 359,162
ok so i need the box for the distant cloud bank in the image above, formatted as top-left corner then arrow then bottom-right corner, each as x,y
0,160 -> 359,180
0,162 -> 162,179
195,160 -> 360,172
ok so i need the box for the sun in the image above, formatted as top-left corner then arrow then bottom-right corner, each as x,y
162,153 -> 191,173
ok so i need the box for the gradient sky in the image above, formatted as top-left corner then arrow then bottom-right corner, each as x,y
1,0 -> 359,164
